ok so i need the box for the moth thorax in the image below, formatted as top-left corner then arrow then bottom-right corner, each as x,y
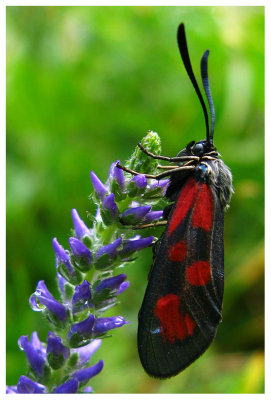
194,163 -> 211,183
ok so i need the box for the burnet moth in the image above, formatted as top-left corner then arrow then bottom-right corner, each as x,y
119,23 -> 234,378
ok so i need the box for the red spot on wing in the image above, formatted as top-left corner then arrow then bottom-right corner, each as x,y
186,261 -> 211,286
154,294 -> 196,343
192,183 -> 214,231
168,177 -> 199,236
168,241 -> 186,262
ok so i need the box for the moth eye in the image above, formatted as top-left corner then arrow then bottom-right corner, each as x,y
192,143 -> 204,156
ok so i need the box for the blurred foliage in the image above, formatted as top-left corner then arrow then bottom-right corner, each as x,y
6,6 -> 264,393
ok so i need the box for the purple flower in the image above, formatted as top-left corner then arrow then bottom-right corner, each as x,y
72,280 -> 92,314
68,314 -> 95,347
18,334 -> 46,377
29,280 -> 67,323
52,238 -> 82,285
83,386 -> 93,393
130,174 -> 148,188
102,193 -> 118,222
93,316 -> 128,334
53,379 -> 78,394
143,210 -> 163,223
121,236 -> 154,255
95,237 -> 122,269
16,376 -> 46,394
109,160 -> 125,190
6,386 -> 17,394
117,280 -> 130,295
69,237 -> 92,271
95,274 -> 127,292
119,205 -> 151,225
90,171 -> 108,201
71,209 -> 91,240
145,178 -> 169,197
47,331 -> 69,369
71,339 -> 102,367
72,360 -> 104,385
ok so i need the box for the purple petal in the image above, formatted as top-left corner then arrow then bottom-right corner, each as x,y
130,174 -> 147,188
29,280 -> 67,321
52,238 -> 75,275
117,280 -> 130,294
68,314 -> 95,339
71,339 -> 102,367
72,360 -> 104,384
120,205 -> 151,225
72,280 -> 92,313
95,274 -> 127,292
90,171 -> 108,201
30,331 -> 46,357
143,210 -> 163,223
93,316 -> 128,334
95,237 -> 122,259
6,386 -> 17,394
18,335 -> 46,377
149,178 -> 169,190
121,236 -> 154,254
83,386 -> 93,393
47,331 -> 69,368
69,237 -> 92,267
16,376 -> 46,394
102,193 -> 118,219
53,379 -> 78,394
109,160 -> 125,190
71,209 -> 91,240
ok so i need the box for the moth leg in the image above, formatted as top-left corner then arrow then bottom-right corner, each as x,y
138,142 -> 199,163
132,221 -> 167,230
116,162 -> 195,180
157,165 -> 179,170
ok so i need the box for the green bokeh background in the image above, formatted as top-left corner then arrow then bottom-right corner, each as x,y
6,6 -> 264,393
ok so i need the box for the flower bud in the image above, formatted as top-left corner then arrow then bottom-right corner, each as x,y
127,174 -> 148,196
70,339 -> 102,368
18,333 -> 46,378
90,171 -> 108,201
93,316 -> 128,334
94,274 -> 127,292
119,205 -> 151,225
46,331 -> 69,370
16,376 -> 46,394
68,314 -> 95,347
121,236 -> 154,256
143,210 -> 163,223
71,209 -> 92,246
94,237 -> 122,270
72,280 -> 92,314
29,281 -> 67,324
101,193 -> 118,225
52,238 -> 82,285
72,360 -> 104,386
108,160 -> 126,201
126,131 -> 161,174
69,237 -> 92,272
53,379 -> 78,394
144,178 -> 169,198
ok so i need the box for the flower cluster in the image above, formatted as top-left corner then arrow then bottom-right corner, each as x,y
7,131 -> 169,393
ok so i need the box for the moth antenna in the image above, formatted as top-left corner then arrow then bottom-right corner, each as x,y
177,23 -> 210,142
201,50 -> 215,143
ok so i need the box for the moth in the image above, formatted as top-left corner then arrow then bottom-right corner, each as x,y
119,23 -> 233,378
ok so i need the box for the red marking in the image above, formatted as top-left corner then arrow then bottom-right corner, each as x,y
168,241 -> 186,262
168,177 -> 199,236
154,294 -> 196,343
192,183 -> 214,231
186,261 -> 211,286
